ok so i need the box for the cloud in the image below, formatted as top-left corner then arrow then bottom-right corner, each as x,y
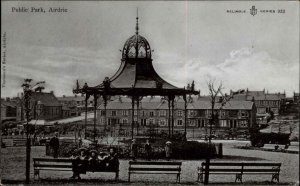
159,48 -> 298,96
1,45 -> 298,98
1,44 -> 121,97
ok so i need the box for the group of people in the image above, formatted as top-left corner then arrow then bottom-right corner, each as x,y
70,147 -> 119,180
131,139 -> 172,160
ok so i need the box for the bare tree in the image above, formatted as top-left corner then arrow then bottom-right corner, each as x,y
204,80 -> 243,184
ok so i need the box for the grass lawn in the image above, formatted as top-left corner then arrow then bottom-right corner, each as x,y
0,142 -> 298,185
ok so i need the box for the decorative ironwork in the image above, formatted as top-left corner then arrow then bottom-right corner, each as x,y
122,35 -> 152,59
103,77 -> 110,90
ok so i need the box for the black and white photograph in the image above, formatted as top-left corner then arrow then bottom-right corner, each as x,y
1,1 -> 299,185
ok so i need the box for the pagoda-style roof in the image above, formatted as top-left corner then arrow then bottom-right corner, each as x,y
74,15 -> 198,97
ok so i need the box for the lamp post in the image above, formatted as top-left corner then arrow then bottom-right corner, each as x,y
22,79 -> 45,184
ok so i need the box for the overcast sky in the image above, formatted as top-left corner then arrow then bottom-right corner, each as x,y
1,1 -> 299,97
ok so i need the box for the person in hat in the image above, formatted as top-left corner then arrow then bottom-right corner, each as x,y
131,139 -> 138,161
98,151 -> 109,168
107,147 -> 119,169
70,148 -> 88,179
144,139 -> 152,161
88,149 -> 98,171
49,132 -> 59,158
165,141 -> 172,161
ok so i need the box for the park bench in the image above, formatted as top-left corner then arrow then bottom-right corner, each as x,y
128,161 -> 182,183
198,161 -> 281,183
33,158 -> 119,180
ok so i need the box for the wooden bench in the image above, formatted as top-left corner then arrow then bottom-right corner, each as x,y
198,162 -> 281,183
128,161 -> 182,183
33,158 -> 119,180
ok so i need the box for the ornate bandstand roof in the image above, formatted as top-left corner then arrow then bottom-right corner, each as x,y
74,15 -> 198,97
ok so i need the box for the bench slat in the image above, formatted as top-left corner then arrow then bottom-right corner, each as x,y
35,168 -> 72,171
130,172 -> 180,174
208,169 -> 244,172
202,162 -> 281,167
242,169 -> 280,172
129,161 -> 182,166
129,167 -> 180,172
34,164 -> 73,168
208,169 -> 279,172
33,158 -> 73,163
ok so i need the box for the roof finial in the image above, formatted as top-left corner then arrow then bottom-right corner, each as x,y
135,8 -> 139,35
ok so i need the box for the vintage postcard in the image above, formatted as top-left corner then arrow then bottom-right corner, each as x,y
1,1 -> 299,185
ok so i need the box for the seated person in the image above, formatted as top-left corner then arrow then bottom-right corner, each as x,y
106,147 -> 119,169
70,148 -> 88,180
98,152 -> 109,168
88,150 -> 99,171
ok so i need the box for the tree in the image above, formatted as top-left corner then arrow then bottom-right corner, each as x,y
21,79 -> 45,184
204,80 -> 239,184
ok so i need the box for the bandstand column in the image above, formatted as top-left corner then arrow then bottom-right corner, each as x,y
84,94 -> 90,139
131,96 -> 135,140
136,96 -> 140,136
103,95 -> 108,133
171,95 -> 175,138
168,96 -> 171,138
93,94 -> 98,144
183,94 -> 187,139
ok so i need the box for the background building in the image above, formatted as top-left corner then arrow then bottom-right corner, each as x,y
231,89 -> 285,116
16,91 -> 62,121
57,95 -> 94,117
1,98 -> 18,122
96,96 -> 256,138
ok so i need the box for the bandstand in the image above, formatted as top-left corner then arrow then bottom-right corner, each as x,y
73,14 -> 199,142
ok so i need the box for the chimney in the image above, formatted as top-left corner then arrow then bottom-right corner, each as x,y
63,95 -> 66,98
75,94 -> 77,98
6,97 -> 10,101
50,91 -> 54,94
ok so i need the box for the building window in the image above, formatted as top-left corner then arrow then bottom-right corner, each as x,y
189,110 -> 196,117
111,110 -> 116,116
234,120 -> 237,128
142,111 -> 146,116
177,110 -> 183,117
220,120 -> 227,127
100,110 -> 106,116
159,110 -> 166,116
177,119 -> 183,126
122,118 -> 128,124
241,112 -> 247,117
134,110 -> 137,116
189,120 -> 196,126
122,110 -> 128,116
159,119 -> 166,126
149,118 -> 154,125
229,110 -> 238,117
149,111 -> 154,117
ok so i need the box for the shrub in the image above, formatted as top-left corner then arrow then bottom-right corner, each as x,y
250,132 -> 290,147
171,141 -> 217,159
